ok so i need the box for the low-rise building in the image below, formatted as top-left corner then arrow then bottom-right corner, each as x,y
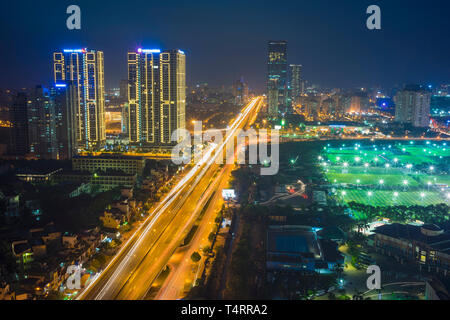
72,154 -> 146,175
11,240 -> 34,264
100,208 -> 126,229
53,170 -> 137,192
69,183 -> 93,198
0,284 -> 15,300
62,234 -> 78,249
266,225 -> 343,274
312,190 -> 327,206
0,189 -> 20,217
16,167 -> 62,183
120,187 -> 133,199
373,223 -> 450,276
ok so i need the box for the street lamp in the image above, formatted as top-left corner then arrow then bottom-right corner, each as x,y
406,164 -> 412,173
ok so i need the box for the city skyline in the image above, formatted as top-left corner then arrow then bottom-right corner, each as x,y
1,0 -> 450,91
1,0 -> 449,305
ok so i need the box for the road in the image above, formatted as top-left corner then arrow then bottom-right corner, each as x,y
77,97 -> 262,300
154,163 -> 230,300
155,97 -> 262,300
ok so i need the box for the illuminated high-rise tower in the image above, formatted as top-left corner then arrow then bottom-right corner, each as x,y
267,41 -> 287,116
50,83 -> 78,160
127,48 -> 186,150
28,85 -> 58,159
53,48 -> 105,150
394,86 -> 431,128
289,64 -> 302,102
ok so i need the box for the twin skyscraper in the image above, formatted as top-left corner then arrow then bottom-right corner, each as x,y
53,47 -> 186,154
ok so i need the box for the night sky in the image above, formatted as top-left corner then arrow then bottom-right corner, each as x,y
1,0 -> 449,92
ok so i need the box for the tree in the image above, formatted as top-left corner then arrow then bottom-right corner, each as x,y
202,245 -> 211,255
327,292 -> 336,300
191,251 -> 201,263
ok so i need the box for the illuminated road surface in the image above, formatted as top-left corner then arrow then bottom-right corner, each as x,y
154,109 -> 258,300
77,97 -> 262,300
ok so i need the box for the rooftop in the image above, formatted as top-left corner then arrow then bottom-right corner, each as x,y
267,225 -> 322,258
374,223 -> 450,254
73,154 -> 145,161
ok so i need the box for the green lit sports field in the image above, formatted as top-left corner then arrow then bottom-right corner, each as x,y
338,190 -> 445,207
320,140 -> 450,206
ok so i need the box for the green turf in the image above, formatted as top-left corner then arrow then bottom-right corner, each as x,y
337,189 -> 448,206
322,141 -> 450,206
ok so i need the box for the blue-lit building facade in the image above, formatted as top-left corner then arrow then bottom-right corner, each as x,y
11,83 -> 77,160
27,86 -> 58,159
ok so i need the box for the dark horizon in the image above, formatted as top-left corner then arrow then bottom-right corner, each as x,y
1,0 -> 449,92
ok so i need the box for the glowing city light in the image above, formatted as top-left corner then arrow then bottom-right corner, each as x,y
138,48 -> 161,53
63,49 -> 85,53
